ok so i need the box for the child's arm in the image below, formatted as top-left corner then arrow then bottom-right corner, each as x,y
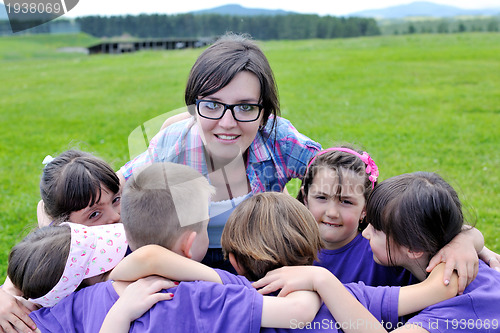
478,246 -> 500,271
398,263 -> 458,315
253,264 -> 459,333
110,245 -> 222,284
261,291 -> 321,328
254,266 -> 387,333
99,276 -> 175,333
111,245 -> 321,329
426,226 -> 483,294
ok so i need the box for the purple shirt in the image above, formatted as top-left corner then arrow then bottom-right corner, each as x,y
213,269 -> 401,333
120,116 -> 321,247
406,261 -> 500,332
314,233 -> 417,286
30,270 -> 263,333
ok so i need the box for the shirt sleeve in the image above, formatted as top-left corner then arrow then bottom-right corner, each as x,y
343,282 -> 401,329
277,117 -> 321,179
215,268 -> 255,288
119,131 -> 161,180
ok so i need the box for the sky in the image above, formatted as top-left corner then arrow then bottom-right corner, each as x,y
2,0 -> 499,17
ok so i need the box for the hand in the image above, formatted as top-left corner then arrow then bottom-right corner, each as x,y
252,266 -> 326,297
116,276 -> 176,322
426,234 -> 478,295
478,247 -> 500,272
0,288 -> 38,333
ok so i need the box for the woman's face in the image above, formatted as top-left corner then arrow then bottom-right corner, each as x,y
196,71 -> 263,162
69,185 -> 121,226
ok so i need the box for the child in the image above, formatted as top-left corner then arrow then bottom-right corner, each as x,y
111,192 -> 459,333
118,32 -> 321,270
0,149 -> 122,333
299,146 -> 491,293
8,222 -> 129,307
255,173 -> 500,332
38,149 -> 122,227
10,162 -> 321,333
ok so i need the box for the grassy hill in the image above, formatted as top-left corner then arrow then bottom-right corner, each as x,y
0,33 -> 499,277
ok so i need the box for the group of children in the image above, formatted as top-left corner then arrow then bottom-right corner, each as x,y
1,144 -> 499,332
1,32 -> 498,333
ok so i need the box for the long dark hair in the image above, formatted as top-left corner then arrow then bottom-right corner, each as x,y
40,150 -> 120,224
366,172 -> 464,265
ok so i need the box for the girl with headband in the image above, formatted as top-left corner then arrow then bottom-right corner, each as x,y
297,145 -> 494,293
0,150 -> 123,333
8,222 -> 130,308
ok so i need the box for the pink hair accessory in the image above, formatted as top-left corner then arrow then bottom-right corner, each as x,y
29,222 -> 128,307
307,147 -> 379,189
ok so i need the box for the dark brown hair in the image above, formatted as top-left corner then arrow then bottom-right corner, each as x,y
185,33 -> 279,128
8,225 -> 70,299
40,150 -> 120,224
221,192 -> 323,281
366,172 -> 464,265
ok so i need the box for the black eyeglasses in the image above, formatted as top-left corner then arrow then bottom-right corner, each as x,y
196,99 -> 263,122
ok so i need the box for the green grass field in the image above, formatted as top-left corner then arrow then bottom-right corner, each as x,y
0,32 -> 499,277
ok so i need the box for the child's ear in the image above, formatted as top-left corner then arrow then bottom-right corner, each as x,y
360,207 -> 366,221
406,248 -> 424,259
228,253 -> 246,276
180,231 -> 198,259
300,187 -> 308,205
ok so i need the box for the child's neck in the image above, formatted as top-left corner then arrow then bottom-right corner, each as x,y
400,255 -> 431,282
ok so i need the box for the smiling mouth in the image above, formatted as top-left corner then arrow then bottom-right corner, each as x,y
215,134 -> 240,140
322,221 -> 342,228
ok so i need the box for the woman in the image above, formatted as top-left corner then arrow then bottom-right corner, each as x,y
118,33 -> 321,270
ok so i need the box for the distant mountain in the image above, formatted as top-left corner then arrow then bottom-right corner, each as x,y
0,3 -> 8,20
191,4 -> 295,16
349,1 -> 500,19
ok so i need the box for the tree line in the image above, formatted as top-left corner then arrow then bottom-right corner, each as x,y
74,13 -> 381,40
380,17 -> 500,35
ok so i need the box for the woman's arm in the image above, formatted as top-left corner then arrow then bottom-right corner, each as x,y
110,245 -> 222,284
160,112 -> 191,131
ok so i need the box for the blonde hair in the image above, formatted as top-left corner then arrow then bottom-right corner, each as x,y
121,162 -> 214,250
221,192 -> 323,281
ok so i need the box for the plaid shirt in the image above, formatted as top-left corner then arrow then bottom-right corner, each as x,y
120,116 -> 321,194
